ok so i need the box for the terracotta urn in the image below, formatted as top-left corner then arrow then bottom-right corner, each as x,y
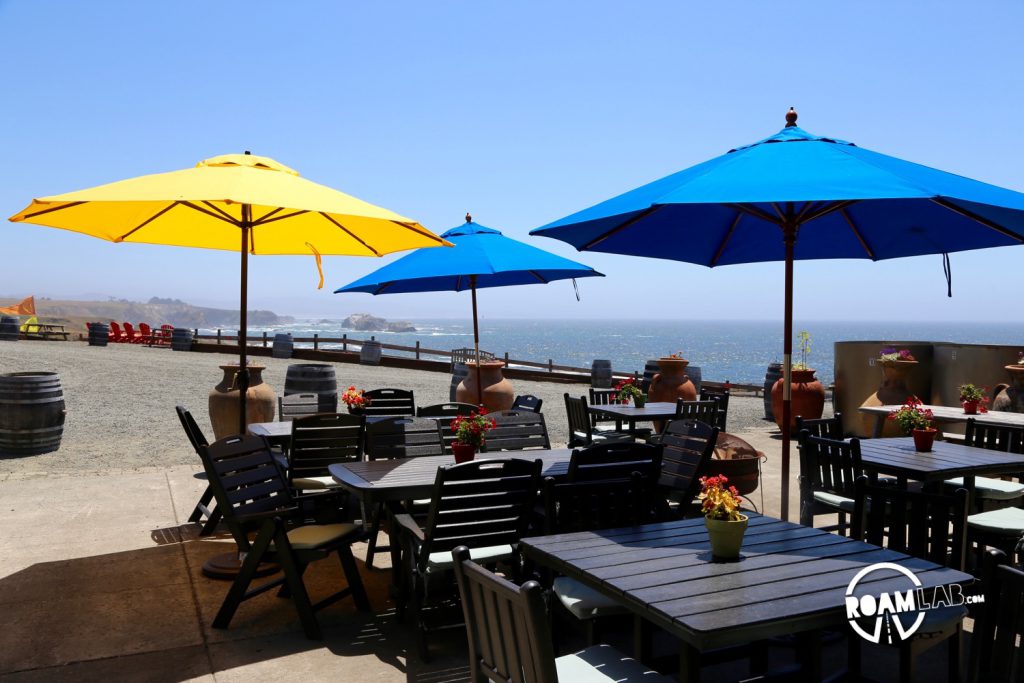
860,360 -> 918,437
912,427 -> 937,453
771,368 -> 826,433
649,357 -> 697,430
705,514 -> 748,560
452,443 -> 476,464
456,360 -> 514,413
993,365 -> 1024,413
209,364 -> 276,440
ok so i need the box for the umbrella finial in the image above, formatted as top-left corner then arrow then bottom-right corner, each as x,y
785,107 -> 798,127
244,150 -> 251,155
465,212 -> 472,223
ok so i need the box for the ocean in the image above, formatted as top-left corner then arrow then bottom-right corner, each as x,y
202,319 -> 1024,386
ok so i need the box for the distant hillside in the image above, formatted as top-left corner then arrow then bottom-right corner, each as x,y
0,296 -> 293,329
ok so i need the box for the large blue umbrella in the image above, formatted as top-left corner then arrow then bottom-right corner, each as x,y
337,214 -> 602,403
531,108 -> 1024,520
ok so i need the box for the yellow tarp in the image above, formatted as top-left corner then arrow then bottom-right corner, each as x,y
0,296 -> 36,316
19,316 -> 38,333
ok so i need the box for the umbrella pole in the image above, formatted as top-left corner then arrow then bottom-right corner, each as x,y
237,205 -> 252,436
470,275 -> 483,409
780,223 -> 796,522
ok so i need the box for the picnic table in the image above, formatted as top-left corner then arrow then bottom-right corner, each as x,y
519,514 -> 973,682
22,323 -> 69,341
859,403 -> 1024,438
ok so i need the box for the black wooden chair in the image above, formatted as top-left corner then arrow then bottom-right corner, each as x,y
278,393 -> 320,421
589,387 -> 652,439
176,405 -> 220,536
201,434 -> 369,639
849,476 -> 969,683
564,393 -> 634,448
947,418 -> 1024,511
359,388 -> 415,417
483,411 -> 551,451
511,394 -> 544,413
699,385 -> 731,431
362,416 -> 446,569
646,400 -> 719,444
797,432 -> 863,535
287,413 -> 364,489
417,402 -> 476,454
451,546 -> 668,683
394,458 -> 542,661
658,418 -> 719,515
967,549 -> 1023,683
567,441 -> 663,483
794,412 -> 843,439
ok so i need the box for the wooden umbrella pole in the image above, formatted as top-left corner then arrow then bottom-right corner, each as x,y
780,222 -> 796,522
470,275 -> 483,408
237,204 -> 251,436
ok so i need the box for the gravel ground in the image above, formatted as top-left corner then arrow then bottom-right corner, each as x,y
0,339 -> 775,476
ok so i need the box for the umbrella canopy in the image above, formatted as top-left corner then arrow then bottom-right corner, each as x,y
10,152 -> 451,433
531,109 -> 1024,520
337,214 -> 603,403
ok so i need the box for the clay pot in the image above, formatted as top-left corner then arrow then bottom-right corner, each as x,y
962,400 -> 979,415
993,366 -> 1024,413
771,368 -> 826,433
912,427 -> 937,453
860,360 -> 919,437
456,360 -> 514,413
705,514 -> 748,560
452,443 -> 476,464
209,364 -> 276,440
633,395 -> 647,408
649,357 -> 697,430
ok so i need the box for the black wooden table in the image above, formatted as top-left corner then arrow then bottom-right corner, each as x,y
520,515 -> 973,682
248,416 -> 401,447
859,404 -> 1024,438
588,402 -> 678,430
858,437 -> 1024,505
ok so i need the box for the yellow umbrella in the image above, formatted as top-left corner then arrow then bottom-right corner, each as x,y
10,152 -> 451,433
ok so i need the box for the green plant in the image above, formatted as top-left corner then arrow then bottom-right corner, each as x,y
959,383 -> 987,402
887,397 -> 934,434
450,410 -> 496,448
614,378 -> 643,403
793,331 -> 812,370
879,347 -> 916,363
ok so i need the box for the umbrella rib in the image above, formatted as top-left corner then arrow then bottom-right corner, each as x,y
710,211 -> 744,267
19,201 -> 87,220
254,209 -> 308,226
839,208 -> 876,260
529,270 -> 549,284
253,207 -> 286,224
930,198 -> 1024,244
201,201 -> 240,224
318,212 -> 381,256
180,201 -> 241,226
726,203 -> 780,224
390,220 -> 451,244
800,199 -> 859,224
580,206 -> 662,250
116,202 -> 183,241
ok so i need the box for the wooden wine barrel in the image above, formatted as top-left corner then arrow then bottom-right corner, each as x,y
591,360 -> 613,388
87,322 -> 109,347
640,360 -> 660,393
271,333 -> 293,359
284,363 -> 338,413
450,363 -> 469,401
171,328 -> 193,352
764,362 -> 783,421
686,365 -> 702,395
360,340 -> 382,365
0,372 -> 66,456
0,316 -> 19,342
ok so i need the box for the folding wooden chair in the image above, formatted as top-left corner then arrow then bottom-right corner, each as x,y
175,405 -> 220,535
359,388 -> 415,417
483,411 -> 551,451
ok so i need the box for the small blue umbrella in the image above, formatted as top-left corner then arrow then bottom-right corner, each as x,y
337,214 -> 602,403
531,108 -> 1024,520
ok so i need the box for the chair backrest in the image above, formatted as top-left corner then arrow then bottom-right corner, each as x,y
567,441 -> 663,482
588,388 -> 620,427
176,405 -> 210,453
365,416 -> 445,461
418,403 -> 477,454
108,321 -> 122,340
699,386 -> 730,431
511,394 -> 544,413
483,411 -> 551,452
122,322 -> 138,340
969,549 -> 1024,683
420,459 -> 542,567
138,322 -> 153,338
797,432 -> 862,500
279,393 -> 321,421
361,388 -> 415,417
200,434 -> 293,550
564,393 -> 593,447
674,399 -> 719,425
795,413 -> 844,439
543,472 -> 664,535
852,476 -> 968,570
452,546 -> 558,683
289,413 -> 365,481
965,418 -> 1024,453
659,418 -> 719,507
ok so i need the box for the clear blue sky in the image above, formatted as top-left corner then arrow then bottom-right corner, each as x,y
2,1 -> 1022,322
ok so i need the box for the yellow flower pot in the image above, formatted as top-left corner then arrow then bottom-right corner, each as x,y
705,513 -> 749,560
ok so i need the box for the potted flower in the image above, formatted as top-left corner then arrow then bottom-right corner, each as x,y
887,397 -> 937,452
958,383 -> 989,415
450,409 -> 496,463
878,347 -> 917,365
770,331 -> 825,433
341,386 -> 370,414
700,474 -> 747,560
614,378 -> 646,408
649,351 -> 697,405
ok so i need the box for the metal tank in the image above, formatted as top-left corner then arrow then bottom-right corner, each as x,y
833,341 -> 935,438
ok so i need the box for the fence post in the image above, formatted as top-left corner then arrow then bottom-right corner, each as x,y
342,333 -> 347,351
415,340 -> 420,359
217,329 -> 222,345
548,359 -> 553,372
504,351 -> 509,367
262,331 -> 267,347
314,333 -> 319,351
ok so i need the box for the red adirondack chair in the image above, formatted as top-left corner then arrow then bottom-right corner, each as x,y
108,321 -> 125,342
153,324 -> 174,346
122,322 -> 143,344
137,322 -> 155,345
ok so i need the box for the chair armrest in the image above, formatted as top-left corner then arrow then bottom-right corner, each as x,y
393,513 -> 425,542
236,506 -> 301,525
